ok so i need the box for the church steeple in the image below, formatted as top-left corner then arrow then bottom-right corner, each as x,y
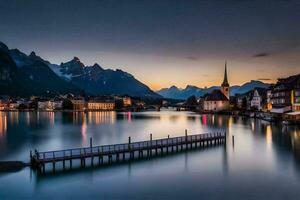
222,61 -> 229,87
221,61 -> 230,99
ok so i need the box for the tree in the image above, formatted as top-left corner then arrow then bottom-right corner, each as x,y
185,95 -> 198,106
62,99 -> 73,110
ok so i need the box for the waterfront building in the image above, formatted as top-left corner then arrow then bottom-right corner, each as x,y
71,98 -> 85,111
293,87 -> 300,111
235,88 -> 267,111
8,101 -> 19,110
236,93 -> 250,110
0,100 -> 9,110
203,90 -> 230,111
250,89 -> 262,110
87,100 -> 115,110
123,96 -> 132,107
38,100 -> 53,110
203,62 -> 230,112
271,74 -> 300,113
266,87 -> 273,111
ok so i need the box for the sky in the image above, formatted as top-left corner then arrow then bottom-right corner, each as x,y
0,0 -> 300,90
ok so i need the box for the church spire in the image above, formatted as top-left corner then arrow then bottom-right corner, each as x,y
222,61 -> 229,87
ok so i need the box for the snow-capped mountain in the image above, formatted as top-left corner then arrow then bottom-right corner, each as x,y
0,41 -> 161,98
48,57 -> 161,98
0,42 -> 78,96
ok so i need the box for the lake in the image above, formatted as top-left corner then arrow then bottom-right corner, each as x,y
0,111 -> 300,200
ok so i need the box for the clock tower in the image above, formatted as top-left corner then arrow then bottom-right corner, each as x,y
221,61 -> 230,100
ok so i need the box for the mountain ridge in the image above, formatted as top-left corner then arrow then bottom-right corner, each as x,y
157,80 -> 270,100
0,41 -> 161,98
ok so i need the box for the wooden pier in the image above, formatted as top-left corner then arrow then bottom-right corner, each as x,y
30,132 -> 226,174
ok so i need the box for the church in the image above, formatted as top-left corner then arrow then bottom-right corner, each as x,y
203,62 -> 230,112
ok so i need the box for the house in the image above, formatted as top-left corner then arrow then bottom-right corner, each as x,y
38,100 -> 53,110
292,86 -> 300,111
250,89 -> 262,110
203,90 -> 229,111
236,93 -> 249,110
8,101 -> 19,110
123,96 -> 132,107
234,87 -> 268,111
71,98 -> 85,111
271,74 -> 300,113
0,100 -> 9,110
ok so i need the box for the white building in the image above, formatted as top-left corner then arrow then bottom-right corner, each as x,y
38,100 -> 62,110
203,90 -> 229,112
250,89 -> 262,110
203,62 -> 230,112
38,101 -> 54,110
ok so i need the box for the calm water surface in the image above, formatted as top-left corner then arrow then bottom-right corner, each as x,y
0,111 -> 300,200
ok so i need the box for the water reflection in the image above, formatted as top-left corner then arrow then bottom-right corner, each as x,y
81,113 -> 87,145
291,130 -> 300,162
87,111 -> 116,124
0,111 -> 299,164
266,125 -> 272,150
0,112 -> 7,137
8,112 -> 18,126
1,111 -> 300,199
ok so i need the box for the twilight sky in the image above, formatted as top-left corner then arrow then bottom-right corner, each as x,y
0,0 -> 300,90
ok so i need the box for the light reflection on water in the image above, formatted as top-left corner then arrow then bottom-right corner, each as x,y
0,111 -> 299,199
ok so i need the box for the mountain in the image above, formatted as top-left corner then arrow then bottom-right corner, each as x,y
0,41 -> 161,98
0,42 -> 22,95
49,57 -> 161,98
157,85 -> 219,100
1,44 -> 79,96
0,42 -> 77,96
230,80 -> 270,95
157,81 -> 270,99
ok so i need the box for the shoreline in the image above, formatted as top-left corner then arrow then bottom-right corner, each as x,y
0,109 -> 299,125
0,161 -> 28,173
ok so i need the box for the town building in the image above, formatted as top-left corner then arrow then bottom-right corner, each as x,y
87,100 -> 115,111
266,87 -> 273,111
271,74 -> 300,113
123,96 -> 132,107
203,62 -> 230,112
8,102 -> 19,110
71,98 -> 85,111
235,88 -> 267,111
250,89 -> 262,110
38,99 -> 63,111
0,101 -> 8,110
38,100 -> 54,110
293,87 -> 300,111
203,90 -> 230,111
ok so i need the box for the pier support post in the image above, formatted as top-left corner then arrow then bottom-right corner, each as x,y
52,162 -> 55,173
42,163 -> 45,174
185,129 -> 188,150
150,133 -> 153,156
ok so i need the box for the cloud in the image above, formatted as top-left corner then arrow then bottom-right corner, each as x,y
185,56 -> 198,61
252,52 -> 270,57
257,78 -> 272,81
